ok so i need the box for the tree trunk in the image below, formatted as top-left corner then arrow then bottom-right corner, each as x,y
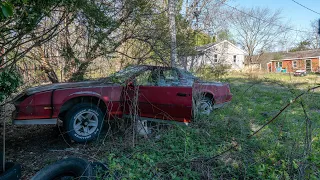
39,58 -> 59,83
168,0 -> 177,67
34,47 -> 59,83
68,61 -> 91,82
44,68 -> 59,83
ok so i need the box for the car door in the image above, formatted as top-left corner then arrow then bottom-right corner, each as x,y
122,69 -> 153,117
124,67 -> 193,122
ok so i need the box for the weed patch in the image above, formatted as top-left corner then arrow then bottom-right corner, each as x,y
99,73 -> 319,179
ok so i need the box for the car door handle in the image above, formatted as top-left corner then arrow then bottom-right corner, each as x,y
177,92 -> 187,97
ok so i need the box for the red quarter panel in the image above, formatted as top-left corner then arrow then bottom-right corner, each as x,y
194,83 -> 232,104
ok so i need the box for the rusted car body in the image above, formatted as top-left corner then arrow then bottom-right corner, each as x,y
12,65 -> 232,142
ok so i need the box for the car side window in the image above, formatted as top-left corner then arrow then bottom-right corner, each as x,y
135,69 -> 183,87
160,69 -> 180,86
135,70 -> 154,86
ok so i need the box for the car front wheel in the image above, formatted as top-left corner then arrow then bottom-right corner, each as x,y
65,103 -> 104,143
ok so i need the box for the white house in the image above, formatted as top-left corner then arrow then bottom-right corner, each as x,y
180,40 -> 246,71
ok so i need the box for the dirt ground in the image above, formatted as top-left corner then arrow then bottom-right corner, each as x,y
1,104 -> 133,179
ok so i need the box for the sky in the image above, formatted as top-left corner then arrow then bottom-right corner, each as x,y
229,0 -> 320,31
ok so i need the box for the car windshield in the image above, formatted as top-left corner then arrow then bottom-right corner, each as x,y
178,68 -> 197,79
102,66 -> 145,83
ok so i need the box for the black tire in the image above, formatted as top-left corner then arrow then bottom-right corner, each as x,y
65,103 -> 104,143
0,162 -> 22,180
31,158 -> 93,180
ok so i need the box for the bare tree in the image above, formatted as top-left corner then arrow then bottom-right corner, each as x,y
21,0 -> 155,83
183,0 -> 229,35
306,20 -> 320,49
0,1 -> 72,71
230,7 -> 289,64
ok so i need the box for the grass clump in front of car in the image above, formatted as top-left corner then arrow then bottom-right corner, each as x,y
96,73 -> 319,179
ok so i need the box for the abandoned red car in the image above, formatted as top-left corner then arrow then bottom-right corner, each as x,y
12,65 -> 232,142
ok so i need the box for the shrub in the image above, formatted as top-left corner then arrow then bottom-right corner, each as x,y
0,68 -> 23,102
197,64 -> 231,80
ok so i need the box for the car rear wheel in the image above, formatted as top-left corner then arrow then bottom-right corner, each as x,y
197,97 -> 213,115
65,103 -> 104,143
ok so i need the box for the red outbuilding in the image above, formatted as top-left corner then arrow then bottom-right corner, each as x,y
266,49 -> 320,73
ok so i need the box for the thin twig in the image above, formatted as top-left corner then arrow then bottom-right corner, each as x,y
248,85 -> 320,138
2,105 -> 5,172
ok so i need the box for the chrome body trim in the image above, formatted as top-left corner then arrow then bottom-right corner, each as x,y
69,91 -> 101,97
13,119 -> 58,125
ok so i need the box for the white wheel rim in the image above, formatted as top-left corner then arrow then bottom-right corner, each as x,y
73,111 -> 99,136
198,100 -> 213,115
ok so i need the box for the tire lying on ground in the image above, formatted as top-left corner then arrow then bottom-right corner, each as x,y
31,157 -> 93,180
0,162 -> 22,180
65,103 -> 104,143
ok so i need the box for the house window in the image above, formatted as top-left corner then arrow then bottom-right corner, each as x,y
214,54 -> 218,62
277,62 -> 282,68
293,61 -> 297,68
233,55 -> 237,63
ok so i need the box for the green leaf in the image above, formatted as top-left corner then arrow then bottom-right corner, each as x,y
1,3 -> 13,17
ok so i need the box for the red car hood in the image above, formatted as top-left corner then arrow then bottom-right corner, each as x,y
25,80 -> 115,95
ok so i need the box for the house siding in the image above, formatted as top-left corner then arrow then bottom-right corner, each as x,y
271,61 -> 277,72
267,63 -> 272,72
182,40 -> 246,71
282,60 -> 292,72
296,60 -> 305,70
312,58 -> 319,71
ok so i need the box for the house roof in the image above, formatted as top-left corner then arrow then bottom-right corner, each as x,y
195,42 -> 217,51
249,49 -> 320,63
246,49 -> 320,69
195,40 -> 247,54
273,49 -> 320,60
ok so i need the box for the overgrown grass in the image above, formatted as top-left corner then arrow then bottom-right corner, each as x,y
97,73 -> 320,179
